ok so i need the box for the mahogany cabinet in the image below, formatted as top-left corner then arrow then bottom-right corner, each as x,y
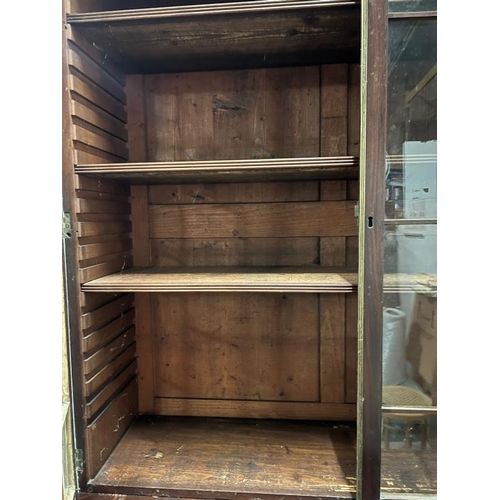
62,1 -> 437,499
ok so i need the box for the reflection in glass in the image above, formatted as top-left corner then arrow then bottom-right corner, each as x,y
381,13 -> 437,498
389,0 -> 437,13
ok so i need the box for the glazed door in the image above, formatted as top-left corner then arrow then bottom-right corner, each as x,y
380,2 -> 437,497
357,1 -> 437,498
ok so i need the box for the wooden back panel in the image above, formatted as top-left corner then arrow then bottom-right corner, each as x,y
126,64 -> 359,419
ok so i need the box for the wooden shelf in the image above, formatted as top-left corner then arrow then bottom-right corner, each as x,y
67,0 -> 361,73
75,156 -> 359,184
81,266 -> 437,293
82,266 -> 358,292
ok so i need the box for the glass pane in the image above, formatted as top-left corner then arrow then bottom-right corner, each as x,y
381,15 -> 437,498
389,0 -> 437,13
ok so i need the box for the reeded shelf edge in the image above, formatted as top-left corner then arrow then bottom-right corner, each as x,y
81,267 -> 437,293
75,157 -> 360,184
67,0 -> 360,22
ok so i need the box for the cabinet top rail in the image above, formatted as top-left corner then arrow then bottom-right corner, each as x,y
68,0 -> 359,23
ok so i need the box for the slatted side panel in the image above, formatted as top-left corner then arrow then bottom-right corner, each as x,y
66,24 -> 137,480
75,174 -> 136,478
67,25 -> 129,165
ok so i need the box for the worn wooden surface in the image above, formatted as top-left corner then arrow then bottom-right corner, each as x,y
344,293 -> 358,403
82,267 -> 434,293
68,2 -> 360,73
357,0 -> 387,496
86,378 -> 138,478
91,417 -> 357,498
88,416 -> 435,497
65,19 -> 139,484
153,400 -> 355,420
148,181 -> 319,204
152,293 -> 319,401
320,295 -> 346,403
75,158 -> 359,184
150,238 -> 319,267
148,201 -> 357,238
82,267 -> 358,292
145,68 -> 320,160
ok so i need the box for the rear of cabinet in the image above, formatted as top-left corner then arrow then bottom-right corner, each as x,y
63,1 -> 363,498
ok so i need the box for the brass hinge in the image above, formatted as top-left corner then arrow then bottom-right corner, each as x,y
75,448 -> 85,476
62,213 -> 72,239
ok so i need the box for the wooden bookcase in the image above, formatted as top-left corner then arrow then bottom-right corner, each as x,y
63,1 -> 435,498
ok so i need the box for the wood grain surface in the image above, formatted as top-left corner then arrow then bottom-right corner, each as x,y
152,293 -> 319,401
67,2 -> 360,73
91,417 -> 357,498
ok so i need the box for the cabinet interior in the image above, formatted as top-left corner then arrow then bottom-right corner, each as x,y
64,1 -> 436,497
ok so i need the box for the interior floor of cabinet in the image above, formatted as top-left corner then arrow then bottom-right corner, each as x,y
91,416 -> 357,498
90,416 -> 436,499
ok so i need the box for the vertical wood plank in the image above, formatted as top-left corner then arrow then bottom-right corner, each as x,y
126,74 -> 153,415
264,67 -> 320,157
320,180 -> 347,201
135,293 -> 154,414
346,236 -> 359,268
125,75 -> 148,162
130,186 -> 149,267
321,64 -> 348,157
144,74 -> 176,161
174,73 -> 215,160
345,292 -> 358,403
152,294 -> 320,402
320,65 -> 349,277
213,69 -> 267,160
130,175 -> 153,415
320,237 -> 346,266
320,295 -> 346,403
348,64 -> 361,157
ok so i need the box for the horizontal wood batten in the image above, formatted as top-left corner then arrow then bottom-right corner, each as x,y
86,378 -> 138,478
76,157 -> 359,184
85,344 -> 137,399
73,125 -> 129,161
85,361 -> 137,421
75,175 -> 130,196
79,249 -> 133,269
71,99 -> 128,141
78,239 -> 133,261
80,291 -> 126,313
84,327 -> 136,377
69,74 -> 127,123
79,255 -> 134,283
67,29 -> 126,86
83,309 -> 135,354
149,201 -> 357,239
154,399 -> 356,420
81,294 -> 134,332
77,220 -> 132,237
68,45 -> 127,104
